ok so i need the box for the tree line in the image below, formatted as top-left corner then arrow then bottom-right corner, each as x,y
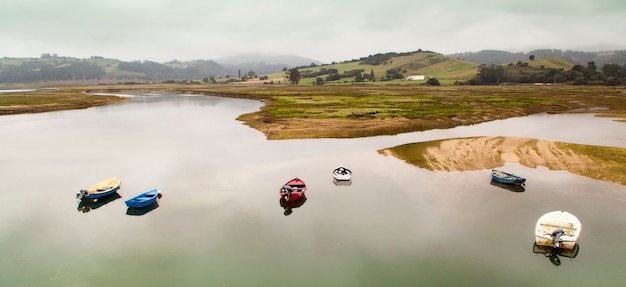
467,61 -> 626,85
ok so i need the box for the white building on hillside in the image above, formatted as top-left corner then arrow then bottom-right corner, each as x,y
405,74 -> 425,81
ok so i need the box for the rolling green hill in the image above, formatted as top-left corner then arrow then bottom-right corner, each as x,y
519,57 -> 573,70
264,51 -> 479,85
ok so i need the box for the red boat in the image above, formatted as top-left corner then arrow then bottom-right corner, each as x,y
280,177 -> 307,201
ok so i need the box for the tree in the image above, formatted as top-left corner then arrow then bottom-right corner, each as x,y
287,68 -> 301,84
354,71 -> 364,82
602,63 -> 623,78
529,55 -> 535,61
426,78 -> 440,86
587,61 -> 597,71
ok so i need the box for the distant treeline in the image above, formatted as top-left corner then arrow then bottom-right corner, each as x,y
0,61 -> 105,82
116,60 -> 228,81
0,58 -> 231,83
467,61 -> 626,85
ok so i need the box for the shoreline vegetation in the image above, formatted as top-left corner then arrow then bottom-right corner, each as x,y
379,136 -> 626,186
1,83 -> 625,184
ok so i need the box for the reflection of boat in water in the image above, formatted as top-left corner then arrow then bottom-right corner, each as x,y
77,177 -> 121,200
279,195 -> 307,216
489,179 -> 525,192
280,178 -> 306,201
77,192 -> 121,213
332,166 -> 352,181
535,210 -> 582,250
533,242 -> 580,266
126,202 -> 160,216
333,178 -> 352,186
491,169 -> 526,186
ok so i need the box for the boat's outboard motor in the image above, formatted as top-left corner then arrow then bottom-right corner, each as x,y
282,185 -> 293,201
551,228 -> 565,248
77,189 -> 88,200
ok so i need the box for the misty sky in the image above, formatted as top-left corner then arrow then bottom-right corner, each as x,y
2,0 -> 625,63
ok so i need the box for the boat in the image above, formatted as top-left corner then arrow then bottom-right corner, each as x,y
279,195 -> 307,216
491,169 -> 526,185
125,189 -> 162,208
77,177 -> 121,200
535,210 -> 582,250
332,166 -> 352,181
280,178 -> 306,201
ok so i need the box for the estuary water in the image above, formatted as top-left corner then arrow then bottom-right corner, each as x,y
1,93 -> 625,286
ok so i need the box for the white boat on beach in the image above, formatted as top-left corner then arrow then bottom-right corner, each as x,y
534,210 -> 582,250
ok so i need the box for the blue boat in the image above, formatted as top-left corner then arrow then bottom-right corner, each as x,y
125,189 -> 161,208
491,169 -> 526,185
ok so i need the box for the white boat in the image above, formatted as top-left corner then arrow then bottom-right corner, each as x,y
332,166 -> 352,181
535,210 -> 582,250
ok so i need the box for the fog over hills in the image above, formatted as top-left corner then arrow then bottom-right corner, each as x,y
214,54 -> 323,75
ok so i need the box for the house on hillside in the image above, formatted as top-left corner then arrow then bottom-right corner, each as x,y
405,74 -> 425,81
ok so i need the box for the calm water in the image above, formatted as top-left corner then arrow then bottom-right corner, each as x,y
1,93 -> 625,286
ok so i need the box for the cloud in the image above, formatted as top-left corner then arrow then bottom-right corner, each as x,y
1,0 -> 625,63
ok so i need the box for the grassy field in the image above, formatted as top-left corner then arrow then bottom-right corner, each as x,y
557,142 -> 626,184
0,87 -> 128,115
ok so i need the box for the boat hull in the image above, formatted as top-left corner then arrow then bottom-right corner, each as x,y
125,189 -> 161,208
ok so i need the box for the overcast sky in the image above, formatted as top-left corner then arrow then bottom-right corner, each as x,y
2,0 -> 625,63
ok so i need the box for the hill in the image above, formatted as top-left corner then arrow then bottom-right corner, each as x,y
2,48 -> 624,84
264,51 -> 479,85
448,49 -> 626,67
0,54 -> 313,83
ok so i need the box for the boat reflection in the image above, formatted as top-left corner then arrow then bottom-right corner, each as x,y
532,242 -> 580,266
489,179 -> 525,192
77,192 -> 121,213
280,194 -> 307,216
333,178 -> 352,186
126,202 -> 159,216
